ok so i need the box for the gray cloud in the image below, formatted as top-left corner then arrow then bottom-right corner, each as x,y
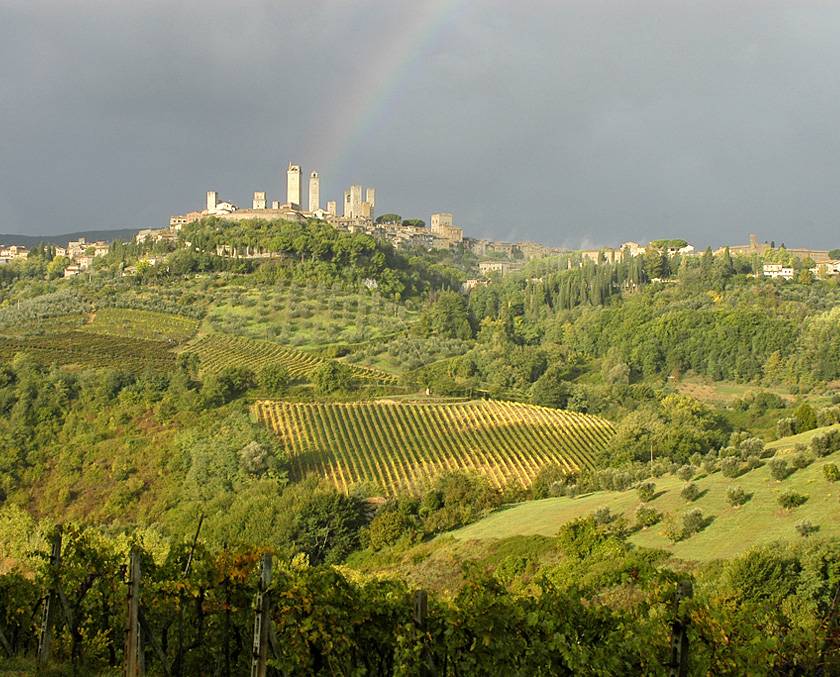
2,0 -> 839,248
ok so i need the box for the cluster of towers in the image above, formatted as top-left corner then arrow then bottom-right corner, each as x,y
285,164 -> 374,219
201,163 -> 377,223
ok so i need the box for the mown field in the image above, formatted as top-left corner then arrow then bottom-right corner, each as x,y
0,331 -> 176,372
255,399 -> 614,494
186,333 -> 399,383
450,441 -> 840,561
78,307 -> 199,344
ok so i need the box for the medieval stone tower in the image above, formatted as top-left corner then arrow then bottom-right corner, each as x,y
287,164 -> 301,207
308,171 -> 320,212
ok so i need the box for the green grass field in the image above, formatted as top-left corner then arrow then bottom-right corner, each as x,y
450,447 -> 840,561
79,307 -> 199,344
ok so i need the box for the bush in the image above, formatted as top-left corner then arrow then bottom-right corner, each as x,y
664,508 -> 706,542
702,456 -> 718,474
811,429 -> 840,457
738,437 -> 765,457
778,491 -> 807,510
822,463 -> 840,482
680,482 -> 700,502
676,465 -> 694,481
636,482 -> 656,502
726,486 -> 748,506
312,361 -> 356,395
593,506 -> 614,525
777,417 -> 796,438
634,504 -> 661,528
795,521 -> 818,537
681,508 -> 706,537
720,457 -> 742,478
258,363 -> 291,396
791,451 -> 814,470
768,458 -> 790,481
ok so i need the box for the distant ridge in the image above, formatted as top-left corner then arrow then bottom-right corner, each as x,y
0,228 -> 139,246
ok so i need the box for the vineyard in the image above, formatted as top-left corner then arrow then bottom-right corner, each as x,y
255,399 -> 614,493
0,331 -> 176,371
79,307 -> 199,344
187,333 -> 399,383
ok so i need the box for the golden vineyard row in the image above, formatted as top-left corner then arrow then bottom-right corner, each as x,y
255,399 -> 614,494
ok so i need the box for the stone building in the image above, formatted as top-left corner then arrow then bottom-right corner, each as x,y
252,191 -> 267,210
430,212 -> 463,244
308,172 -> 320,212
287,164 -> 301,207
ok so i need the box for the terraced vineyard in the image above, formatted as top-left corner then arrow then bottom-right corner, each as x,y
0,331 -> 176,371
255,399 -> 614,494
187,334 -> 398,383
80,307 -> 199,344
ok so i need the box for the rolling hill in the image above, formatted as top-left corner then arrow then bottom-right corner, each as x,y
449,443 -> 840,561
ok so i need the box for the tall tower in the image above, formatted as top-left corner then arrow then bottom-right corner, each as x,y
287,163 -> 301,207
308,171 -> 320,212
326,200 -> 337,217
206,191 -> 218,212
253,191 -> 266,210
365,188 -> 375,209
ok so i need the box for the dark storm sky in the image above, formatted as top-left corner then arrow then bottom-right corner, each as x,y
2,0 -> 840,249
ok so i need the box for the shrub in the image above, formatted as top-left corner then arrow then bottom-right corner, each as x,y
778,491 -> 807,509
795,521 -> 818,537
312,361 -> 356,395
676,465 -> 694,481
702,456 -> 718,474
811,429 -> 840,457
634,504 -> 661,528
743,455 -> 762,471
664,508 -> 706,542
593,506 -> 614,525
720,457 -> 742,478
768,458 -> 790,481
822,463 -> 840,482
777,417 -> 796,438
663,514 -> 684,543
791,451 -> 814,470
258,364 -> 291,396
680,482 -> 700,502
636,482 -> 656,502
738,437 -> 765,457
681,508 -> 706,537
726,486 -> 748,506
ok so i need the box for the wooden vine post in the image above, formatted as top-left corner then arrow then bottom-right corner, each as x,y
668,580 -> 693,677
251,553 -> 273,677
37,528 -> 62,666
125,548 -> 143,677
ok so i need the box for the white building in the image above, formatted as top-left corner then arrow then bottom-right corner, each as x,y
763,264 -> 795,280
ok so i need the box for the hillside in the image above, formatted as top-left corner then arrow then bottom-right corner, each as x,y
0,228 -> 139,246
449,441 -> 840,560
255,399 -> 614,494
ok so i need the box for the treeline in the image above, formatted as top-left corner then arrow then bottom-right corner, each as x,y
179,217 -> 463,299
0,513 -> 836,674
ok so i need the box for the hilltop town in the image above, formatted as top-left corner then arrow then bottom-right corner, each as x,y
3,162 -> 838,283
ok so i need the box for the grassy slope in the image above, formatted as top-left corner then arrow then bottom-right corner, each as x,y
450,444 -> 840,562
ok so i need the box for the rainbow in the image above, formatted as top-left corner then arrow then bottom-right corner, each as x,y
313,0 -> 466,178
